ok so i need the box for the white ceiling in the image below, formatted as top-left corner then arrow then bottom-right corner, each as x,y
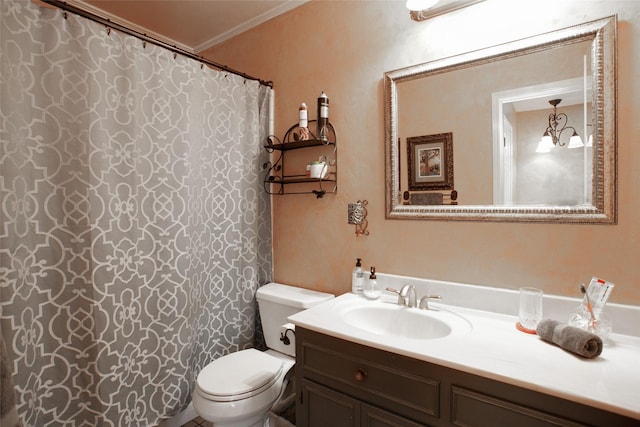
70,0 -> 309,53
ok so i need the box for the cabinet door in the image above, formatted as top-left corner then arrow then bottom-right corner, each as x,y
301,379 -> 360,427
362,403 -> 430,427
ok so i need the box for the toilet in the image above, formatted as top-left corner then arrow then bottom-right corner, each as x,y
192,282 -> 333,427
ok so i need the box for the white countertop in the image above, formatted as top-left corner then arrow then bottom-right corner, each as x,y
288,291 -> 640,420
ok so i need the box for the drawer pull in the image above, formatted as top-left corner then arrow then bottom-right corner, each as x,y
354,368 -> 367,382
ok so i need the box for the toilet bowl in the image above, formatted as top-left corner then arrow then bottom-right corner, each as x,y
192,283 -> 333,426
192,349 -> 294,427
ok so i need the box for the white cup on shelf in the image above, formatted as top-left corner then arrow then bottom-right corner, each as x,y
309,161 -> 327,179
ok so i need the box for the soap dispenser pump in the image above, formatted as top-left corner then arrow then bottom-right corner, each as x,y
363,266 -> 381,300
351,258 -> 365,294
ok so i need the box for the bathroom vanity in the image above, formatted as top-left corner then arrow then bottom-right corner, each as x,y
295,327 -> 637,427
289,276 -> 640,427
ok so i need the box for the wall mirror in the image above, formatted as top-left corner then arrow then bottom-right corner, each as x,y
384,16 -> 616,223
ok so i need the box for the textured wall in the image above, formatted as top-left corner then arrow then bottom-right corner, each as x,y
203,0 -> 640,306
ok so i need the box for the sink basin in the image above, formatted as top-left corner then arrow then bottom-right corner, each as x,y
339,302 -> 472,340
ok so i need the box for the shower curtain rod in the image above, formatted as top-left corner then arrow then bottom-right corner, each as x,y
40,0 -> 274,88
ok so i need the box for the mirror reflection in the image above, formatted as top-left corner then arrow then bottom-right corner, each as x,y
492,39 -> 593,207
397,40 -> 592,207
385,16 -> 616,223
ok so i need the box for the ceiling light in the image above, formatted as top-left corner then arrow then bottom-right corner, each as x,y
407,0 -> 484,22
406,0 -> 439,11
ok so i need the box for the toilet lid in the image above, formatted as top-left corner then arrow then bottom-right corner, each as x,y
196,349 -> 283,401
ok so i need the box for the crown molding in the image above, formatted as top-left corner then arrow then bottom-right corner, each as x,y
64,0 -> 196,53
193,0 -> 310,53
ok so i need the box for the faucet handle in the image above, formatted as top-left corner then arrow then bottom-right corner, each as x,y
385,287 -> 406,306
418,295 -> 443,310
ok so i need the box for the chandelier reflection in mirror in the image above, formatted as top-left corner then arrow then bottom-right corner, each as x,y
536,98 -> 588,153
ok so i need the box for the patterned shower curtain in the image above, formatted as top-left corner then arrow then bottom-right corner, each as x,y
0,1 -> 273,425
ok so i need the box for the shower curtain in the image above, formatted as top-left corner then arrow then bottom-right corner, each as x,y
0,1 -> 273,425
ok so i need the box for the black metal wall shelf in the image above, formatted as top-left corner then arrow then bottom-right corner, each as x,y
267,138 -> 335,151
263,120 -> 337,198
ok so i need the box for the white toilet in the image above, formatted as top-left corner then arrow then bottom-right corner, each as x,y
192,282 -> 333,427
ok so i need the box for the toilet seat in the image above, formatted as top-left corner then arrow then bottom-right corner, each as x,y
196,349 -> 284,402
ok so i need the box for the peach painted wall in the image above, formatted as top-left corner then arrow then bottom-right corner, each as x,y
202,0 -> 640,306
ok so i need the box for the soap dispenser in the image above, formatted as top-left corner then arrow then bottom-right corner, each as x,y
363,266 -> 381,300
351,258 -> 365,294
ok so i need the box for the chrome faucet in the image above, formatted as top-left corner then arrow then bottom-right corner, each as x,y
386,285 -> 439,309
385,285 -> 417,307
399,284 -> 417,308
418,295 -> 443,310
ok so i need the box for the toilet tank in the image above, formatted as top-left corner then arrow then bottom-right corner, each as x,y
256,283 -> 333,357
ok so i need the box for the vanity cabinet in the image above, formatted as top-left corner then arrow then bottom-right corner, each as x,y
295,327 -> 638,427
263,120 -> 337,199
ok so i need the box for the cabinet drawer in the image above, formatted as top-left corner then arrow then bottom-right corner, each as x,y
451,386 -> 586,427
298,329 -> 439,423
